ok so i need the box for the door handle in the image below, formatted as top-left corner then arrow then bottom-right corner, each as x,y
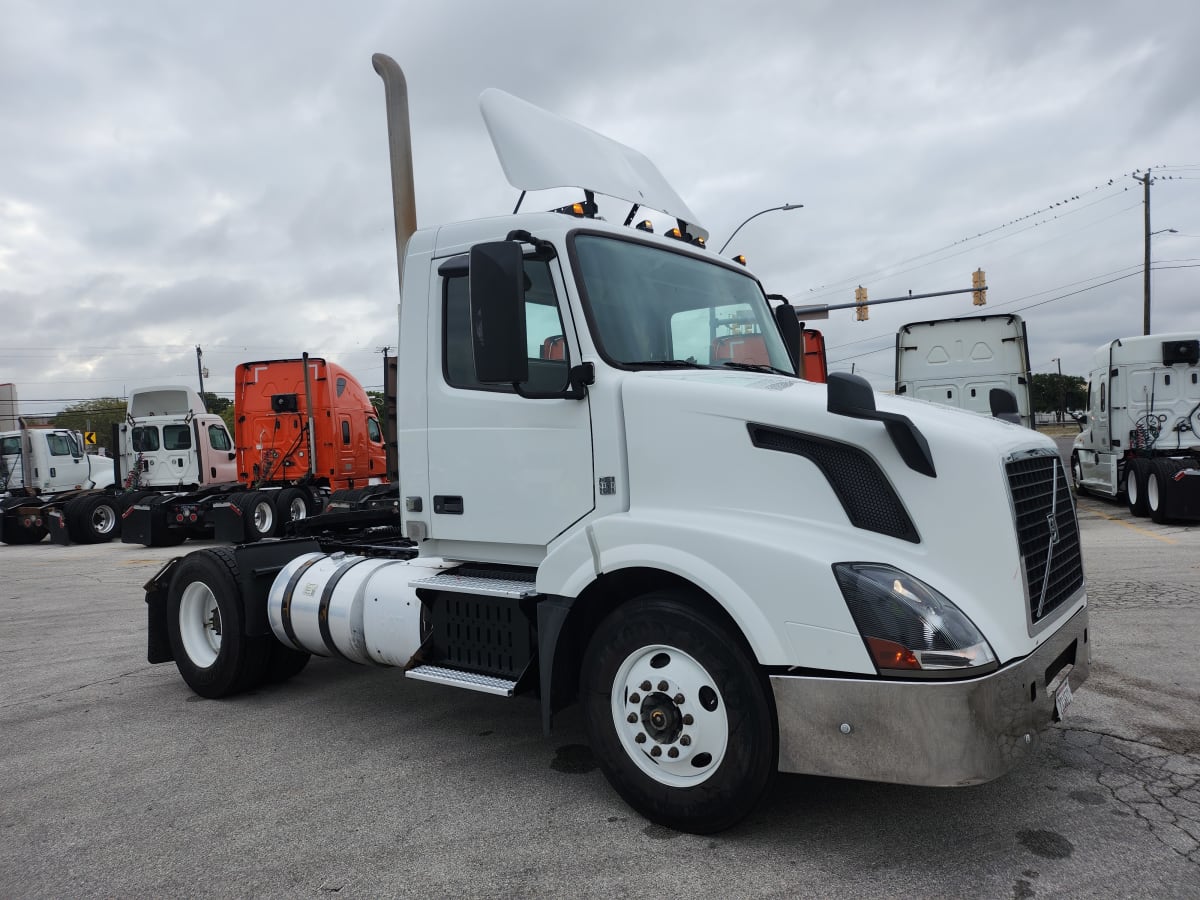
433,495 -> 463,515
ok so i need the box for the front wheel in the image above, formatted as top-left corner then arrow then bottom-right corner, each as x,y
167,548 -> 268,698
1070,455 -> 1085,496
581,592 -> 776,833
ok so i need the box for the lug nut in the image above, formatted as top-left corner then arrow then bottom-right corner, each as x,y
641,681 -> 652,692
680,735 -> 692,746
658,680 -> 669,692
629,693 -> 641,704
674,693 -> 684,705
627,713 -> 638,723
668,747 -> 679,758
635,733 -> 647,744
682,714 -> 694,726
650,746 -> 662,757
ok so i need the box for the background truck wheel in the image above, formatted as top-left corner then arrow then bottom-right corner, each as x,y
1126,459 -> 1150,517
266,640 -> 311,684
1070,455 -> 1085,496
580,591 -> 776,834
67,494 -> 122,543
274,487 -> 315,525
166,548 -> 268,698
233,491 -> 276,542
1146,459 -> 1184,524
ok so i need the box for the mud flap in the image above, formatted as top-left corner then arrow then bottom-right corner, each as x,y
1160,465 -> 1200,521
48,507 -> 72,545
121,504 -> 156,546
145,557 -> 180,664
212,501 -> 247,543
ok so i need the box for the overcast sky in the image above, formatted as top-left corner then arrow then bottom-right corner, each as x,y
3,0 -> 1198,416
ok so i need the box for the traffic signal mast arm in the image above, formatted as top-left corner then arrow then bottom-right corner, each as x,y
792,278 -> 987,319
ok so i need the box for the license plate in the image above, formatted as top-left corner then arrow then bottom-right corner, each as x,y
1054,679 -> 1074,721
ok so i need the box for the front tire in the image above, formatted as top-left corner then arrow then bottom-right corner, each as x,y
1070,455 -> 1085,496
581,592 -> 776,833
167,548 -> 268,698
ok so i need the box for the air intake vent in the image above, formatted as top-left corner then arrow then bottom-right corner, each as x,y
748,424 -> 919,543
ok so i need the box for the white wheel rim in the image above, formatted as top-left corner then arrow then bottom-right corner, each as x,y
288,497 -> 308,520
1147,473 -> 1159,510
610,644 -> 728,787
179,581 -> 221,668
92,504 -> 117,534
253,500 -> 274,533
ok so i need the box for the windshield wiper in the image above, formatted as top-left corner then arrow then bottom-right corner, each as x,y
720,361 -> 796,377
626,359 -> 710,369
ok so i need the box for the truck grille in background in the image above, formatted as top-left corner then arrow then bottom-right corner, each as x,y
1006,454 -> 1084,626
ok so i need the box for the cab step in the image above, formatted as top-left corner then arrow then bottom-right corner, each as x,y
405,664 -> 517,697
410,571 -> 537,599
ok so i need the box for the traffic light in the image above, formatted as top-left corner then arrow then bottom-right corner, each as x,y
855,285 -> 868,321
972,268 -> 986,305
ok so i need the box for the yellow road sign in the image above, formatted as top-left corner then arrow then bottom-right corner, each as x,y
84,432 -> 97,445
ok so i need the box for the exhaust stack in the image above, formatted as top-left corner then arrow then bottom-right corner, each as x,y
372,54 -> 418,298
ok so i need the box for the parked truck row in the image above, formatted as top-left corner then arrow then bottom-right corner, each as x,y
139,54 -> 1090,833
1,356 -> 393,546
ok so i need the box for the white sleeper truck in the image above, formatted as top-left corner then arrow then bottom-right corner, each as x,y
1072,333 -> 1200,522
895,314 -> 1034,428
142,54 -> 1090,832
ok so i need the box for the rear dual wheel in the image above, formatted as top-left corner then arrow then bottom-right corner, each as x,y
65,494 -> 122,543
232,491 -> 277,542
1126,459 -> 1151,517
581,591 -> 776,833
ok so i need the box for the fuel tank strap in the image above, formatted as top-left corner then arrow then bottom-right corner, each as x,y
279,555 -> 325,652
317,556 -> 371,663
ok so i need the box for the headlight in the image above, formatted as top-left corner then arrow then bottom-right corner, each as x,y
833,563 -> 997,676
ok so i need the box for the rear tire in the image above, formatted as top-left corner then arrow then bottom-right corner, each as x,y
1126,459 -> 1150,517
274,487 -> 314,526
232,491 -> 276,542
1147,459 -> 1174,524
68,494 -> 122,543
580,591 -> 776,834
166,548 -> 269,698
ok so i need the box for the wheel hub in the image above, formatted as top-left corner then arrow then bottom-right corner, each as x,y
611,644 -> 729,787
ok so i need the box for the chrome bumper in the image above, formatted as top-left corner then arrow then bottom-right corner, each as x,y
771,605 -> 1089,786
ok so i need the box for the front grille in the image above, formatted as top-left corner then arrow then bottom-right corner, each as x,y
1006,453 -> 1084,626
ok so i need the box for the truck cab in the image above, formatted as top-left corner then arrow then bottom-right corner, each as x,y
1072,334 -> 1200,521
120,386 -> 236,490
895,314 -> 1033,428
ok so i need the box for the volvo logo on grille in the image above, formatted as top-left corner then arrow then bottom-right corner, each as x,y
1046,511 -> 1061,546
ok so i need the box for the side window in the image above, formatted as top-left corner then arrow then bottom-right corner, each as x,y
341,420 -> 351,445
336,377 -> 347,398
366,417 -> 382,443
132,426 -> 160,452
163,424 -> 192,450
46,433 -> 72,456
0,436 -> 20,455
1100,383 -> 1106,413
208,424 -> 232,451
443,258 -> 569,393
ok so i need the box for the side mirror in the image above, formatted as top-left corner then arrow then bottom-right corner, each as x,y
469,241 -> 528,385
228,452 -> 236,461
827,372 -> 936,477
988,388 -> 1022,425
770,297 -> 802,373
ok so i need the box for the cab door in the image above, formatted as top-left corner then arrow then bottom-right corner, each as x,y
425,253 -> 594,548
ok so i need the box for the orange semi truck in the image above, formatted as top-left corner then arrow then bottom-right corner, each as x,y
122,355 -> 389,546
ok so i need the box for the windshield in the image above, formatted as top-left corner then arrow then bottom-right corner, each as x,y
571,234 -> 795,374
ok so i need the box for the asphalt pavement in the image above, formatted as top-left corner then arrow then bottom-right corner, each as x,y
1,492 -> 1197,899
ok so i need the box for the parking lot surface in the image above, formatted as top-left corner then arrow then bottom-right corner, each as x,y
1,493 -> 1197,899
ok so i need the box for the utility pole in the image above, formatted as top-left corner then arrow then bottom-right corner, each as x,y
1051,357 -> 1063,423
196,345 -> 207,410
1133,171 -> 1153,335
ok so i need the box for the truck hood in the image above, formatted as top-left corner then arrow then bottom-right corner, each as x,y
617,370 -> 1078,662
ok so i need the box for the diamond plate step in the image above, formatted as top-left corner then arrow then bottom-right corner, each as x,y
405,665 -> 517,697
409,572 -> 537,599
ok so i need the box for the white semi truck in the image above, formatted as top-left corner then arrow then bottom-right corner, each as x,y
1,423 -> 119,543
1071,333 -> 1200,522
895,314 -> 1034,428
142,54 -> 1090,833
